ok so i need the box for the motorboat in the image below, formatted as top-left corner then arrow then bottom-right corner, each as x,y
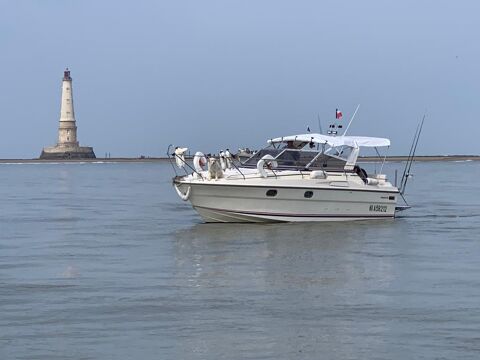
171,133 -> 406,223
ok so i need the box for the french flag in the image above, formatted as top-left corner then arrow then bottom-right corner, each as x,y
336,108 -> 343,120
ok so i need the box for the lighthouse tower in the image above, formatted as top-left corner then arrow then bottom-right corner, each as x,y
57,69 -> 79,147
40,69 -> 95,159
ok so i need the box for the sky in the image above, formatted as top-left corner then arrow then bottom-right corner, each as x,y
0,0 -> 479,158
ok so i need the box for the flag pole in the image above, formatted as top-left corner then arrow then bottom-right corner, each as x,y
342,104 -> 360,136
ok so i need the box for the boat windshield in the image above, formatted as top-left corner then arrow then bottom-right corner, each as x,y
241,147 -> 347,171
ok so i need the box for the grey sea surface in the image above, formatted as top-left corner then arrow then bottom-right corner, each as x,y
1,161 -> 479,359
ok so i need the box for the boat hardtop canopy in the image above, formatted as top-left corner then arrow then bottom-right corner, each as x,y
268,133 -> 390,148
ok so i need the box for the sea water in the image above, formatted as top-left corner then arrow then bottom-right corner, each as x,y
0,161 -> 479,359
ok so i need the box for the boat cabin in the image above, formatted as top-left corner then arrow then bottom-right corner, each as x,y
240,133 -> 390,174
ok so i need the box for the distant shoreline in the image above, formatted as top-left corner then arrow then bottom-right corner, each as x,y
359,155 -> 480,162
0,155 -> 479,164
0,158 -> 169,164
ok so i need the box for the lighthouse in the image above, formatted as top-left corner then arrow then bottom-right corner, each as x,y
58,69 -> 79,147
40,69 -> 96,159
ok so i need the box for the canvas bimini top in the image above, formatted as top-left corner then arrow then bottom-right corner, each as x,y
240,133 -> 391,172
267,133 -> 390,148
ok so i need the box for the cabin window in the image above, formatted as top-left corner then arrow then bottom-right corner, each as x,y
389,196 -> 395,201
304,191 -> 313,198
266,189 -> 277,197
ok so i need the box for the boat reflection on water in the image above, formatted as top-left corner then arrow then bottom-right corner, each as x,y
169,221 -> 400,358
172,221 -> 398,289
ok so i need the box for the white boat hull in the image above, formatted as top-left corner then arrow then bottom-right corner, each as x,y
175,179 -> 398,223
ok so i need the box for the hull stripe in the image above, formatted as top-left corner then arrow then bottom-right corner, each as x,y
195,205 -> 394,218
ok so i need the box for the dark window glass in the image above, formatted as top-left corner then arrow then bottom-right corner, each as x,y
242,149 -> 283,166
304,191 -> 313,198
266,189 -> 277,197
389,196 -> 395,200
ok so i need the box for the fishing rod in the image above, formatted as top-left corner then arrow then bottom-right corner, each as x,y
399,122 -> 420,193
401,115 -> 425,194
315,114 -> 322,150
342,104 -> 360,136
400,115 -> 425,195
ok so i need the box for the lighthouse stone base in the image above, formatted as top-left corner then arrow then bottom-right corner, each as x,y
40,145 -> 96,160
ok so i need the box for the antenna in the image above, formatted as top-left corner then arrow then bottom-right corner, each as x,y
400,115 -> 425,195
317,114 -> 323,134
343,104 -> 360,136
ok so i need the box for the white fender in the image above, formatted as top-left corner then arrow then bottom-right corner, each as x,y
174,184 -> 191,201
193,152 -> 207,173
219,151 -> 227,170
174,147 -> 188,168
257,154 -> 278,178
225,149 -> 233,169
375,174 -> 387,185
309,170 -> 327,179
